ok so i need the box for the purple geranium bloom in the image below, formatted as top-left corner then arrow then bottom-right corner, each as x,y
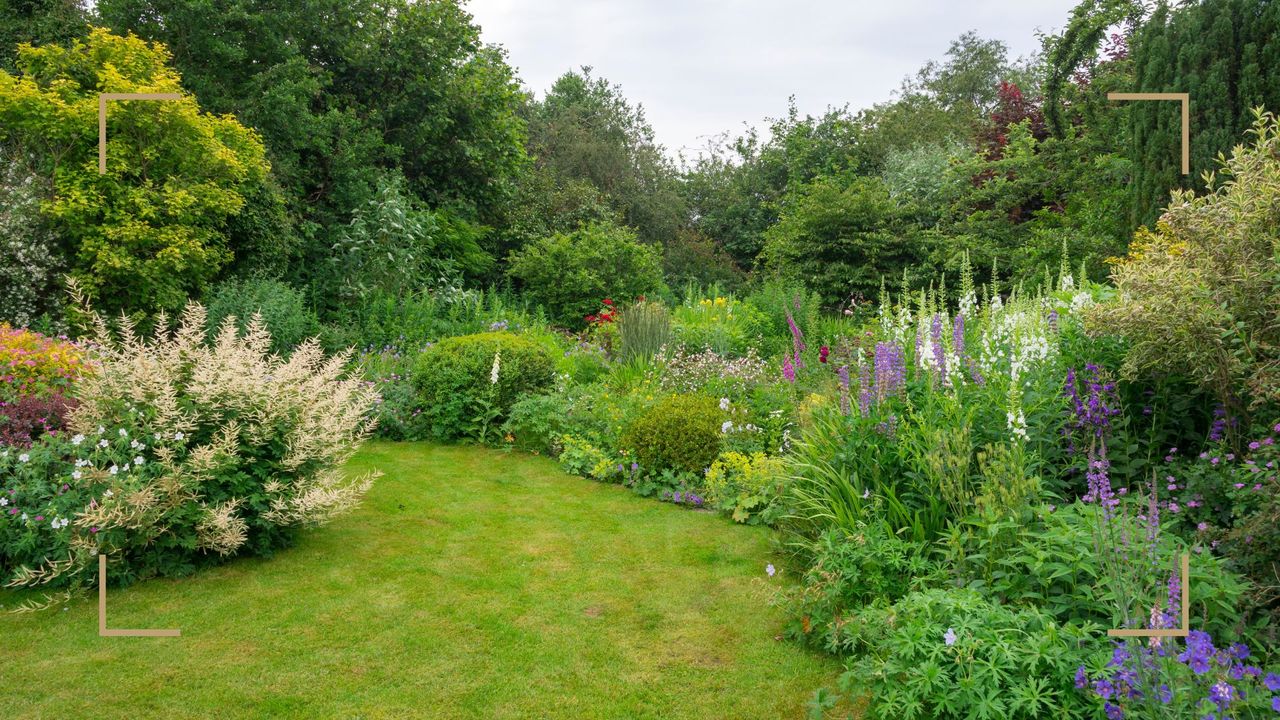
1265,672 -> 1280,692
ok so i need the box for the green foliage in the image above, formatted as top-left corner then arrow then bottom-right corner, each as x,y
781,525 -> 940,654
0,28 -> 277,316
761,175 -> 923,308
941,504 -> 1246,640
818,589 -> 1098,720
310,175 -> 491,315
204,276 -> 321,355
621,394 -> 722,474
682,101 -> 873,268
506,222 -> 664,328
0,0 -> 88,70
617,300 -> 670,362
1088,110 -> 1280,415
411,331 -> 555,442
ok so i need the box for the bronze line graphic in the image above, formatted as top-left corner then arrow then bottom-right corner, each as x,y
97,92 -> 182,174
1107,92 -> 1191,175
1107,553 -> 1190,639
98,554 -> 180,637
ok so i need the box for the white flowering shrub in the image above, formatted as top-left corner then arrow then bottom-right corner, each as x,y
0,301 -> 380,607
0,150 -> 61,326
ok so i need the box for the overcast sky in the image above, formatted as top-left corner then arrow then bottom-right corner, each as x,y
466,0 -> 1080,157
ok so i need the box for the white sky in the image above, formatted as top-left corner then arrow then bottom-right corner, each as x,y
465,0 -> 1081,157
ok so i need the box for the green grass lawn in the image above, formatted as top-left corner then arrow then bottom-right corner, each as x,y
2,442 -> 840,719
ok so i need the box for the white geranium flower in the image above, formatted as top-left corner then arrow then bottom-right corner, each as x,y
72,434 -> 85,446
133,456 -> 145,466
72,470 -> 82,480
174,432 -> 185,441
0,497 -> 7,506
108,465 -> 118,475
103,489 -> 114,498
97,439 -> 109,448
118,428 -> 128,437
18,453 -> 29,462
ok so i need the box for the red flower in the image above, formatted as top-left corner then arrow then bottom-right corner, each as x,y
602,298 -> 614,306
585,314 -> 598,323
819,346 -> 830,364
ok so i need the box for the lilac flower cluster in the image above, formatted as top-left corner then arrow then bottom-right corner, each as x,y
873,341 -> 906,402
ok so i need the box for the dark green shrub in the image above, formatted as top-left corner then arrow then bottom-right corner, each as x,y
621,394 -> 722,473
506,221 -> 664,329
412,331 -> 555,442
204,276 -> 321,354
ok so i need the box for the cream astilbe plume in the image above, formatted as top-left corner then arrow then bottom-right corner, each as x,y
196,499 -> 249,556
7,297 -> 380,599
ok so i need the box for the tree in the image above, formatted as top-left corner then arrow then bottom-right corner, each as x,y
0,28 -> 276,315
760,175 -> 923,308
97,0 -> 528,287
1128,0 -> 1280,226
683,101 -> 872,269
523,68 -> 685,246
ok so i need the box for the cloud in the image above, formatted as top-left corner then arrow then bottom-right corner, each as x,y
466,0 -> 1078,155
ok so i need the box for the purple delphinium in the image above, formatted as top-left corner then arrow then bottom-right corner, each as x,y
857,362 -> 873,417
1208,405 -> 1229,442
952,313 -> 966,361
836,364 -> 852,416
930,313 -> 946,386
873,341 -> 906,402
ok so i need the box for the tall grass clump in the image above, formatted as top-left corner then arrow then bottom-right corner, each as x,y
617,300 -> 670,362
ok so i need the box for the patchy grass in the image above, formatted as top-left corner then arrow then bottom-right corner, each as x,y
2,443 -> 839,719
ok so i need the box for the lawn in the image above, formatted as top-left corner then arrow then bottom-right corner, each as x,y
1,443 -> 839,719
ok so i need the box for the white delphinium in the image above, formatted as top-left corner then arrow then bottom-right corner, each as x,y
489,350 -> 501,385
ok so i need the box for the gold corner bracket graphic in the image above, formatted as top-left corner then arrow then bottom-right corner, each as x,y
98,554 -> 180,638
98,92 -> 183,174
1107,553 -> 1190,639
1107,92 -> 1190,175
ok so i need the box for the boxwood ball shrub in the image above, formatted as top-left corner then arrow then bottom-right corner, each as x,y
621,394 -> 723,474
412,331 -> 555,441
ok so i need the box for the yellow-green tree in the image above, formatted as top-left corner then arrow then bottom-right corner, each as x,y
0,27 -> 274,315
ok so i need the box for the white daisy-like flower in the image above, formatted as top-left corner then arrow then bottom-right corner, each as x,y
174,432 -> 185,441
72,470 -> 82,480
133,456 -> 145,466
72,434 -> 85,446
97,439 -> 109,448
108,465 -> 119,475
0,497 -> 7,506
18,453 -> 29,462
